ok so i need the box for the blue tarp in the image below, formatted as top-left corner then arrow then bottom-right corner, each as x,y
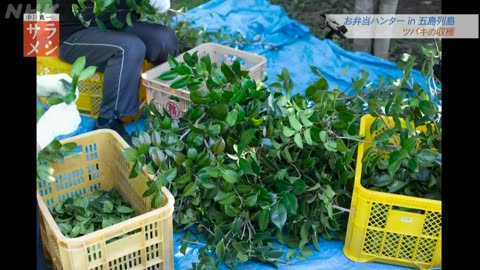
173,0 -> 430,97
55,0 -> 440,269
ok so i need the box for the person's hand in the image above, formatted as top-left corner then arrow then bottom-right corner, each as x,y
37,102 -> 81,150
37,73 -> 79,102
149,0 -> 170,14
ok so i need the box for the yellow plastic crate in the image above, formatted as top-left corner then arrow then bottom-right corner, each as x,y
142,43 -> 267,119
343,115 -> 441,269
37,129 -> 175,270
36,57 -> 151,122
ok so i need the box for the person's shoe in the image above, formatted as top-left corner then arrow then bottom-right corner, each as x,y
96,118 -> 133,146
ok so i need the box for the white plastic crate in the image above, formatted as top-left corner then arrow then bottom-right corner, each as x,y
142,43 -> 267,119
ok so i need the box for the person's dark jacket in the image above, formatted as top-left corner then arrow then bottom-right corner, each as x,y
54,0 -> 141,42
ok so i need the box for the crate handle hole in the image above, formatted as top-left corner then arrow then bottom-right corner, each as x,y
391,206 -> 425,215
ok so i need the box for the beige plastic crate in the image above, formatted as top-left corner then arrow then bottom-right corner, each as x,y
37,129 -> 175,270
142,42 -> 267,119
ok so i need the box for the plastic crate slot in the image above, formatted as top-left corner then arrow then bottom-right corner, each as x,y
106,228 -> 142,245
108,250 -> 142,269
46,198 -> 54,211
146,243 -> 161,261
368,203 -> 389,229
382,232 -> 401,258
89,266 -> 103,270
391,205 -> 426,214
415,238 -> 437,263
145,223 -> 159,241
398,235 -> 416,260
362,229 -> 383,255
88,163 -> 101,181
146,263 -> 162,270
422,211 -> 441,237
87,243 -> 103,262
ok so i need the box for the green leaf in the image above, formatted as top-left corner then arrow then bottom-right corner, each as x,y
239,158 -> 254,175
95,17 -> 107,32
419,100 -> 439,116
158,70 -> 178,81
258,208 -> 270,231
37,165 -> 55,182
407,158 -> 419,172
221,62 -> 236,83
226,110 -> 238,127
199,178 -> 217,189
167,55 -> 179,69
374,129 -> 395,143
294,133 -> 303,149
401,137 -> 417,154
312,231 -> 320,251
129,160 -> 141,178
215,240 -> 225,261
163,168 -> 177,182
142,181 -> 158,197
282,126 -> 296,138
281,193 -> 297,214
180,230 -> 191,255
125,11 -> 133,26
170,75 -> 191,89
300,112 -> 314,127
292,180 -> 305,195
117,205 -> 134,214
208,103 -> 228,120
324,185 -> 336,199
213,138 -> 226,154
46,97 -> 63,106
103,201 -> 113,213
238,129 -> 257,154
222,170 -> 239,184
288,115 -> 303,131
245,193 -> 258,207
310,66 -> 322,76
300,247 -> 314,257
183,182 -> 198,196
387,180 -> 407,193
109,13 -> 124,29
150,148 -> 165,167
78,66 -> 97,81
416,149 -> 438,163
319,131 -> 327,143
219,192 -> 236,205
282,146 -> 293,162
324,140 -> 337,152
388,149 -> 409,176
371,174 -> 394,187
336,138 -> 347,153
207,124 -> 221,137
187,148 -> 198,160
174,152 -> 186,165
176,172 -> 192,185
270,204 -> 287,230
71,56 -> 86,76
123,148 -> 138,162
196,60 -> 207,75
237,185 -> 252,194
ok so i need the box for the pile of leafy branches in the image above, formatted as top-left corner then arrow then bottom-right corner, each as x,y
360,52 -> 442,200
52,189 -> 136,238
124,43 -> 441,268
124,52 -> 364,268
